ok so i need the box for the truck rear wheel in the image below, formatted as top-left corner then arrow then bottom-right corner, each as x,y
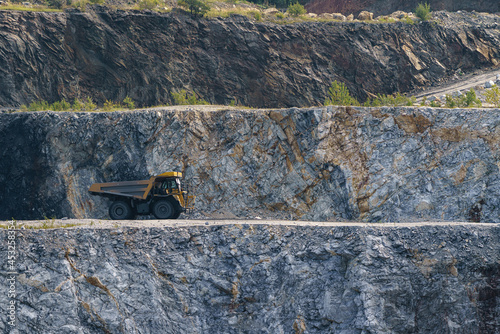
109,201 -> 133,220
152,200 -> 175,219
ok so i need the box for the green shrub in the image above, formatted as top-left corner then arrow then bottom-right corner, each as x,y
429,100 -> 441,107
84,97 -> 96,110
253,11 -> 262,21
275,12 -> 284,19
172,90 -> 208,105
367,93 -> 415,107
287,2 -> 305,17
420,96 -> 427,106
103,100 -> 123,111
460,88 -> 481,107
46,0 -> 66,9
178,0 -> 210,16
415,3 -> 431,21
445,95 -> 457,108
27,100 -> 50,111
123,96 -> 135,109
485,85 -> 500,107
51,99 -> 71,111
324,80 -> 358,106
442,89 -> 481,108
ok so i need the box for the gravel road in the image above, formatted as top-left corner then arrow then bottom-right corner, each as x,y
2,219 -> 496,229
413,67 -> 500,100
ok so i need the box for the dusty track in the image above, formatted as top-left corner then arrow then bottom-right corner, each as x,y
2,219 -> 496,229
413,67 -> 500,99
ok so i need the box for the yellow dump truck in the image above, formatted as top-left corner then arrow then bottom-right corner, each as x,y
88,172 -> 195,220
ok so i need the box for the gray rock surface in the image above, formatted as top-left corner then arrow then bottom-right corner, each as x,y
0,222 -> 498,333
0,10 -> 499,107
0,106 -> 499,222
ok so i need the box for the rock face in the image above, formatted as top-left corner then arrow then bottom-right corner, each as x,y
0,10 -> 499,107
0,223 -> 499,333
1,106 -> 499,222
305,0 -> 500,16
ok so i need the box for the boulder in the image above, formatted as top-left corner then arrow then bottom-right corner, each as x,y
331,13 -> 346,21
358,11 -> 373,21
306,13 -> 317,18
319,13 -> 333,19
390,11 -> 408,19
485,80 -> 495,88
346,14 -> 354,21
264,8 -> 279,15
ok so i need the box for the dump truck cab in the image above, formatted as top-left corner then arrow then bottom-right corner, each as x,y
89,172 -> 195,220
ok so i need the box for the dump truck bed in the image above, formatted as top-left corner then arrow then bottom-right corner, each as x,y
88,180 -> 153,200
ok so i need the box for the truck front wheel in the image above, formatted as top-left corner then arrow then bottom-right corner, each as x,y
109,201 -> 133,220
152,200 -> 175,219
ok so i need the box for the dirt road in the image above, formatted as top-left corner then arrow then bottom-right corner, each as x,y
2,219 -> 496,229
413,68 -> 500,100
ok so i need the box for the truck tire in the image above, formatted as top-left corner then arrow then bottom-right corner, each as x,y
152,200 -> 175,219
109,201 -> 133,220
172,210 -> 181,219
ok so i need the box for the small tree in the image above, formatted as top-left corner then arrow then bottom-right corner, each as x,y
415,3 -> 431,21
459,88 -> 481,107
287,2 -> 306,17
485,85 -> 500,107
178,0 -> 210,16
324,80 -> 358,106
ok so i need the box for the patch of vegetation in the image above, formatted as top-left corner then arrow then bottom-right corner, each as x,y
286,2 -> 305,17
178,0 -> 210,16
400,16 -> 415,25
485,85 -> 500,108
366,93 -> 416,107
442,89 -> 482,108
243,0 -> 294,9
19,96 -> 136,112
171,90 -> 209,105
415,2 -> 431,22
0,3 -> 62,12
324,80 -> 359,106
377,16 -> 396,24
138,0 -> 161,10
425,89 -> 482,108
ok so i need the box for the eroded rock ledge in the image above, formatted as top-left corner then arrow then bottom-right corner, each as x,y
0,222 -> 498,333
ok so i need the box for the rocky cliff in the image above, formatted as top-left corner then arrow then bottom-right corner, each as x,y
1,105 -> 499,222
0,222 -> 499,333
305,0 -> 500,16
0,10 -> 499,107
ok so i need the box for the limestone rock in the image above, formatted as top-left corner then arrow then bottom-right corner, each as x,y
319,13 -> 333,19
331,13 -> 346,21
357,11 -> 373,20
390,10 -> 407,19
263,7 -> 279,15
485,80 -> 495,88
